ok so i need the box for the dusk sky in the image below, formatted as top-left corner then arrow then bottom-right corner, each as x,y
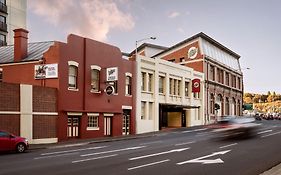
27,0 -> 281,94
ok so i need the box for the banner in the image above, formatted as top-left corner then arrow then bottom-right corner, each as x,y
35,64 -> 58,79
192,78 -> 200,93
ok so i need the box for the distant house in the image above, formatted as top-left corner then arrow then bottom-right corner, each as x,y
0,28 -> 136,142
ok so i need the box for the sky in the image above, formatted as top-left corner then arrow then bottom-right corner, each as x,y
26,0 -> 281,94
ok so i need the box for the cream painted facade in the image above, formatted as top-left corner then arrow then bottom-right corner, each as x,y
135,55 -> 204,134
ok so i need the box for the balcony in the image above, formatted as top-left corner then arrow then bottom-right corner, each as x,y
0,21 -> 7,32
0,2 -> 7,14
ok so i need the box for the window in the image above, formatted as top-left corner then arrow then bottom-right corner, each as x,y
125,74 -> 132,95
0,0 -> 6,5
0,34 -> 6,46
148,73 -> 153,92
217,68 -> 224,84
185,81 -> 189,97
210,94 -> 215,114
169,59 -> 175,62
0,131 -> 9,138
225,72 -> 229,86
177,80 -> 181,96
180,57 -> 185,62
91,68 -> 100,92
141,101 -> 145,120
237,100 -> 241,116
141,72 -> 146,91
149,102 -> 153,120
169,78 -> 173,95
225,97 -> 229,115
232,75 -> 236,88
193,92 -> 199,99
159,76 -> 164,94
237,77 -> 241,90
87,113 -> 99,130
209,65 -> 215,81
0,68 -> 2,82
68,62 -> 78,90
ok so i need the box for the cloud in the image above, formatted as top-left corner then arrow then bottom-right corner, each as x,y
177,27 -> 185,34
168,11 -> 180,18
28,0 -> 135,41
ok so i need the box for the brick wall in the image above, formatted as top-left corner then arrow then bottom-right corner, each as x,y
33,115 -> 57,139
0,82 -> 20,111
33,86 -> 57,112
0,114 -> 20,135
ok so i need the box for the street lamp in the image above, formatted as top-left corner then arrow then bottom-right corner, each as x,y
135,37 -> 156,59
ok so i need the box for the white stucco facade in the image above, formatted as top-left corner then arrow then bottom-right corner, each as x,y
135,55 -> 204,134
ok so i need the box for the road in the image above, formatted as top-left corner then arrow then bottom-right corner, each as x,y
0,120 -> 281,175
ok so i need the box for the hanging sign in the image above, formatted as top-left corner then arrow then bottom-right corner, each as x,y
192,78 -> 200,92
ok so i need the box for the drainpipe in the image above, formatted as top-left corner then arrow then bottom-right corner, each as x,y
83,38 -> 86,111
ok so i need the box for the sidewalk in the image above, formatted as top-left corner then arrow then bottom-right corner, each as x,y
260,163 -> 281,175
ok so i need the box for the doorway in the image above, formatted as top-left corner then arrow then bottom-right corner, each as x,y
67,116 -> 80,138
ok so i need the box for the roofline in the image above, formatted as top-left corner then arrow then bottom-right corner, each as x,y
129,43 -> 168,56
153,32 -> 240,58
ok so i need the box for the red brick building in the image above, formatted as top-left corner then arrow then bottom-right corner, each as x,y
0,29 -> 136,142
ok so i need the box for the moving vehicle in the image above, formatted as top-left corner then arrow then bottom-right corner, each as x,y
210,116 -> 261,139
0,130 -> 29,153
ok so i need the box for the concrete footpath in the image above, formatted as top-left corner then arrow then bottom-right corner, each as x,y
29,129 -> 281,175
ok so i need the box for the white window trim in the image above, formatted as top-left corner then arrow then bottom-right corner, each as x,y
104,113 -> 114,117
125,72 -> 132,77
67,112 -> 82,116
68,61 -> 79,67
87,113 -> 99,130
91,65 -> 101,71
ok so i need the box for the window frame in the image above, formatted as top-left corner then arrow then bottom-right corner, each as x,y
125,73 -> 132,96
90,65 -> 101,93
68,61 -> 79,91
87,113 -> 99,130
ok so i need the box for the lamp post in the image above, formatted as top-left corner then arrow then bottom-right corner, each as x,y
135,37 -> 156,59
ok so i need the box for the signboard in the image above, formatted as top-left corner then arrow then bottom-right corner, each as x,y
35,64 -> 58,79
106,67 -> 118,81
192,78 -> 200,93
105,85 -> 115,96
188,47 -> 198,59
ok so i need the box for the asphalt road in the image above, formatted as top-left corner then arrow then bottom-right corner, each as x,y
0,120 -> 280,175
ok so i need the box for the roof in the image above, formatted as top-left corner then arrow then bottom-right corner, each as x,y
153,32 -> 240,58
129,43 -> 168,56
0,41 -> 55,64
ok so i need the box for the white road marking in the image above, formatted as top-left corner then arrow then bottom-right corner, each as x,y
219,143 -> 237,149
40,146 -> 107,156
261,131 -> 281,138
177,150 -> 231,165
129,148 -> 190,160
257,130 -> 272,135
34,152 -> 79,160
72,154 -> 118,163
128,159 -> 170,171
182,128 -> 208,133
175,141 -> 195,146
80,146 -> 146,157
50,143 -> 89,149
140,141 -> 162,145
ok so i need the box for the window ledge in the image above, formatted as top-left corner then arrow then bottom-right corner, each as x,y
68,88 -> 79,91
90,90 -> 101,94
125,94 -> 132,97
87,127 -> 100,131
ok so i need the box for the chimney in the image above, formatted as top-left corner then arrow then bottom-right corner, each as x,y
14,28 -> 29,62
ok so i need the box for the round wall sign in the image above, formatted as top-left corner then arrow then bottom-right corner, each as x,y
105,85 -> 115,96
188,47 -> 198,59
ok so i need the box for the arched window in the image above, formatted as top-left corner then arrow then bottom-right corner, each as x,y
210,93 -> 215,114
225,97 -> 229,115
237,100 -> 241,116
68,61 -> 79,90
125,73 -> 132,96
232,97 -> 236,115
91,65 -> 101,92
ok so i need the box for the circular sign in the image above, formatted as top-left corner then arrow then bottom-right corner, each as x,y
188,47 -> 198,59
193,81 -> 200,88
105,85 -> 115,96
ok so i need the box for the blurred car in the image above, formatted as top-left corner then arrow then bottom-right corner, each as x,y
0,130 -> 29,153
211,116 -> 261,139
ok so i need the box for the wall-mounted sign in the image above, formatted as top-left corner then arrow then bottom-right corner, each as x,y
192,78 -> 200,92
106,67 -> 118,81
105,85 -> 115,96
35,64 -> 58,79
188,47 -> 198,59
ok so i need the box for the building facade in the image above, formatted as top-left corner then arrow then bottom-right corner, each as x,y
154,32 -> 243,123
0,29 -> 136,142
127,43 -> 204,134
0,0 -> 26,46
